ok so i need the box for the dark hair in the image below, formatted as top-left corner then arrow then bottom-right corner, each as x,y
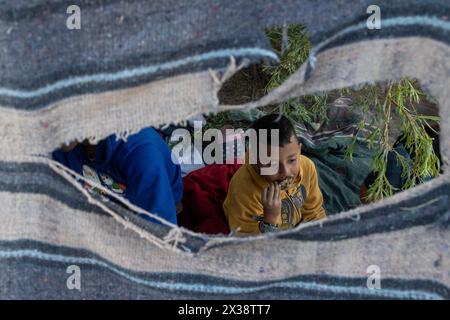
250,114 -> 297,147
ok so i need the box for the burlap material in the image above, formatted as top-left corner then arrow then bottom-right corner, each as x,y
0,0 -> 448,299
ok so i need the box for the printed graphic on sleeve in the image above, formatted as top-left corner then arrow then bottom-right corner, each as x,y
81,165 -> 127,199
281,185 -> 307,226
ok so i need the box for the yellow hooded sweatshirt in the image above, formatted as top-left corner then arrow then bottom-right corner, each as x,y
223,155 -> 326,235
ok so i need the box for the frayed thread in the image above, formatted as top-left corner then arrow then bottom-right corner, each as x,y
115,127 -> 144,143
60,126 -> 148,149
281,22 -> 289,55
46,158 -> 194,253
304,52 -> 317,82
163,228 -> 187,249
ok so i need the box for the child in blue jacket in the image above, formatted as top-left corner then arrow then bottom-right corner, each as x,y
53,127 -> 182,225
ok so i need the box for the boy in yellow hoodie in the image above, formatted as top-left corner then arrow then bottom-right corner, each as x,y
223,114 -> 326,235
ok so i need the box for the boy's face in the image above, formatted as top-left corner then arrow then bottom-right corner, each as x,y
255,133 -> 302,188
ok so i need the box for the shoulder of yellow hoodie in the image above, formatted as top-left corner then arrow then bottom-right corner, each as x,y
226,165 -> 255,195
299,154 -> 314,169
299,155 -> 316,183
223,165 -> 264,231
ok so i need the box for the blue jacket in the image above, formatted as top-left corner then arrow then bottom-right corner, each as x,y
52,128 -> 182,225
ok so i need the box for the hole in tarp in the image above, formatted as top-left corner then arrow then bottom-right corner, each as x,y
48,23 -> 443,242
49,76 -> 443,241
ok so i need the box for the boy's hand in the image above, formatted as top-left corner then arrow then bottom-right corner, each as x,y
261,182 -> 281,224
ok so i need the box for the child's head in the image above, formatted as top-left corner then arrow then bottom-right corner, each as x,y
60,140 -> 79,152
250,114 -> 301,188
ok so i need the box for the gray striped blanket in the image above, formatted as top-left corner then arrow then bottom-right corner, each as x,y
0,0 -> 449,299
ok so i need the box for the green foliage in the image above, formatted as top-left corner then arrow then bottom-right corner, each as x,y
264,25 -> 311,92
262,25 -> 441,202
348,79 -> 441,202
205,23 -> 440,203
203,111 -> 233,131
263,25 -> 328,128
